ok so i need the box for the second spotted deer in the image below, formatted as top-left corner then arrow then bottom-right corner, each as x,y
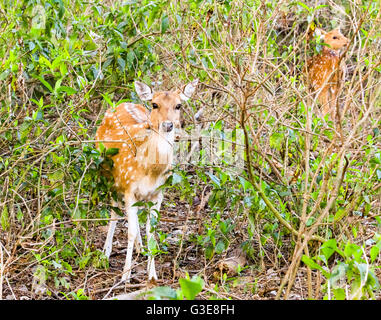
306,28 -> 349,119
96,79 -> 198,282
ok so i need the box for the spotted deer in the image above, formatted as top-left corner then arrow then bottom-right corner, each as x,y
96,79 -> 198,282
306,28 -> 349,119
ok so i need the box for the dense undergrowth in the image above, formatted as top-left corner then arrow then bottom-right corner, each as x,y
0,0 -> 380,300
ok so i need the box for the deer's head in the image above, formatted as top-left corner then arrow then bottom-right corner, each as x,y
323,29 -> 349,51
312,27 -> 349,51
134,80 -> 198,135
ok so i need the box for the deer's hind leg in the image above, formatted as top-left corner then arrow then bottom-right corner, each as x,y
135,209 -> 142,254
103,199 -> 120,258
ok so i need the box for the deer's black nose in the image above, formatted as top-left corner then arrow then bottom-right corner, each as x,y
162,121 -> 173,132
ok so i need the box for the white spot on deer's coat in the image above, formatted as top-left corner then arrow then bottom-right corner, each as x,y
124,103 -> 146,123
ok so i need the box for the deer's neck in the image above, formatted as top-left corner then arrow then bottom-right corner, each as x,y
138,129 -> 174,172
322,46 -> 339,57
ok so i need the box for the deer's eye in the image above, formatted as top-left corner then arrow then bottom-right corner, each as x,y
152,103 -> 159,109
175,104 -> 182,110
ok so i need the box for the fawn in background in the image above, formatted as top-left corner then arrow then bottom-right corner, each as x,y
306,27 -> 349,119
96,79 -> 198,282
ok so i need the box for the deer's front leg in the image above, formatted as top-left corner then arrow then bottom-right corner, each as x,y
319,87 -> 331,117
122,194 -> 139,282
328,85 -> 340,121
146,192 -> 163,281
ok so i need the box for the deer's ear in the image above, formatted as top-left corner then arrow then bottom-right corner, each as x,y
179,79 -> 199,101
315,28 -> 326,37
134,81 -> 153,101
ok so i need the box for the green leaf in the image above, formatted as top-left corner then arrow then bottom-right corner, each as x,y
297,2 -> 312,12
238,176 -> 252,192
333,288 -> 346,300
355,262 -> 368,282
126,51 -> 135,69
215,240 -> 226,254
98,142 -> 105,153
334,207 -> 346,222
132,201 -> 147,207
39,55 -> 52,70
370,246 -> 380,263
314,4 -> 328,10
206,172 -> 220,187
48,170 -> 65,183
36,75 -> 53,93
112,206 -> 124,217
78,254 -> 91,269
205,245 -> 214,260
321,239 -> 337,261
117,57 -> 126,71
161,15 -> 169,34
269,132 -> 283,150
329,263 -> 346,288
72,208 -> 81,219
219,220 -> 228,234
54,78 -> 63,92
179,275 -> 204,300
32,109 -> 43,121
101,93 -> 115,108
344,242 -> 361,260
172,172 -> 182,185
18,121 -> 32,141
148,237 -> 157,252
105,148 -> 119,157
301,255 -> 329,277
1,205 -> 9,231
148,286 -> 177,300
56,86 -> 77,95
